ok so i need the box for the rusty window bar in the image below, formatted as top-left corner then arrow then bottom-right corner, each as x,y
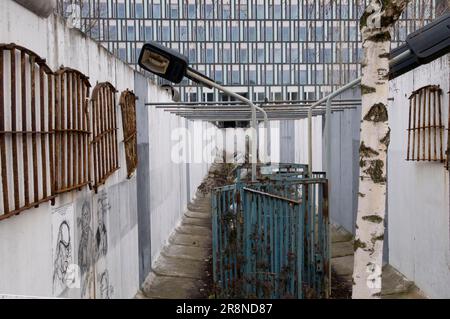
406,85 -> 445,163
53,67 -> 92,194
446,91 -> 450,170
90,82 -> 119,192
0,43 -> 56,221
119,89 -> 138,179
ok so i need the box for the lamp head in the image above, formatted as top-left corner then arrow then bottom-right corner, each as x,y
138,42 -> 188,83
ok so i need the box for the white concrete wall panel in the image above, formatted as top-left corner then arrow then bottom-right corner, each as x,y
388,55 -> 450,298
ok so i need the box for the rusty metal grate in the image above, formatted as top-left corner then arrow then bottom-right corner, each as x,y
406,85 -> 445,162
446,91 -> 450,170
0,43 -> 56,220
90,82 -> 119,192
119,90 -> 138,178
53,67 -> 92,194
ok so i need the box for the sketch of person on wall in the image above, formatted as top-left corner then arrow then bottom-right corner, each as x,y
77,200 -> 95,298
95,191 -> 110,259
99,270 -> 114,299
52,220 -> 72,295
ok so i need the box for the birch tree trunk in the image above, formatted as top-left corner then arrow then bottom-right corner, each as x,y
352,0 -> 410,299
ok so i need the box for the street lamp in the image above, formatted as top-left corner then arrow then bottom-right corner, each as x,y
138,42 -> 269,182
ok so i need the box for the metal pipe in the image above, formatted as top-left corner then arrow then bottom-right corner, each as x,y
186,69 -> 269,181
145,98 -> 362,106
307,77 -> 362,176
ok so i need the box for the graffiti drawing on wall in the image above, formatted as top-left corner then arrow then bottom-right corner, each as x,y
93,189 -> 115,298
77,199 -> 95,298
98,270 -> 114,299
51,204 -> 75,297
95,190 -> 110,258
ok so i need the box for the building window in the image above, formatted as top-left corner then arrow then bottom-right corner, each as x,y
127,26 -> 135,41
54,67 -> 92,195
257,48 -> 264,63
406,85 -> 445,163
215,70 -> 223,84
171,4 -> 178,18
0,44 -> 55,220
274,48 -> 282,63
232,26 -> 239,41
145,26 -> 152,41
119,90 -> 138,178
162,26 -> 170,41
214,25 -> 222,41
257,5 -> 264,19
240,4 -> 248,19
249,70 -> 257,84
223,48 -> 231,63
90,82 -> 119,192
153,4 -> 161,18
180,26 -> 188,41
118,3 -> 125,18
206,48 -> 214,63
232,70 -> 240,85
205,4 -> 213,18
282,26 -> 290,41
249,26 -> 256,41
239,48 -> 248,63
266,70 -> 273,85
188,4 -> 196,18
136,3 -> 144,18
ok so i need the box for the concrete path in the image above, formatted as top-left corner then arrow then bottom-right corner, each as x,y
330,224 -> 427,299
135,191 -> 213,299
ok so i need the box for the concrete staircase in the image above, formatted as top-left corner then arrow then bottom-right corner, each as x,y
136,191 -> 213,299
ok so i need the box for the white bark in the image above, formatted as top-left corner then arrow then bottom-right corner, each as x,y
352,0 -> 410,299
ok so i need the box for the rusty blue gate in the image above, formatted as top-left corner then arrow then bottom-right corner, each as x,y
211,164 -> 329,298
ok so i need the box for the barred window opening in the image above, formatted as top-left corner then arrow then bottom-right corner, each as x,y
406,85 -> 445,163
119,89 -> 138,178
91,82 -> 119,192
54,67 -> 92,194
0,44 -> 55,220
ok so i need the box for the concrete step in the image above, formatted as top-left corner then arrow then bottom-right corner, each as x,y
381,264 -> 416,296
185,209 -> 211,218
331,224 -> 354,243
332,241 -> 354,258
162,244 -> 210,261
382,287 -> 426,299
332,255 -> 354,277
182,216 -> 211,227
152,254 -> 207,279
176,224 -> 212,237
169,233 -> 211,248
187,202 -> 211,212
141,272 -> 206,299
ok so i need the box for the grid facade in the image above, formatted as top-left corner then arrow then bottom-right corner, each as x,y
58,0 -> 439,102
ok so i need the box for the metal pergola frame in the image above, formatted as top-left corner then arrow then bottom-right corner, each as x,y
146,99 -> 361,121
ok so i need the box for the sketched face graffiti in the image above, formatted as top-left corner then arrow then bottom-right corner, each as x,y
96,192 -> 109,258
99,270 -> 114,299
78,202 -> 94,272
77,200 -> 95,298
53,221 -> 72,289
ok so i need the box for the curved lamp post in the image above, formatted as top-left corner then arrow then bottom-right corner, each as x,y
138,42 -> 268,181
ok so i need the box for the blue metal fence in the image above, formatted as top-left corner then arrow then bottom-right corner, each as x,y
211,164 -> 329,299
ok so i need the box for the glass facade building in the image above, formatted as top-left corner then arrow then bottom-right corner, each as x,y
59,0 -> 439,102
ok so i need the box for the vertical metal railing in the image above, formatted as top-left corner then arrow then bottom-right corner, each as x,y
212,169 -> 329,299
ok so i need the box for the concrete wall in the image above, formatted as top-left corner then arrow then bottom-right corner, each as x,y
388,55 -> 450,298
0,0 -> 215,298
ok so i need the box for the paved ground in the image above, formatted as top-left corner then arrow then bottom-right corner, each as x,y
135,190 -> 213,299
330,224 -> 427,299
